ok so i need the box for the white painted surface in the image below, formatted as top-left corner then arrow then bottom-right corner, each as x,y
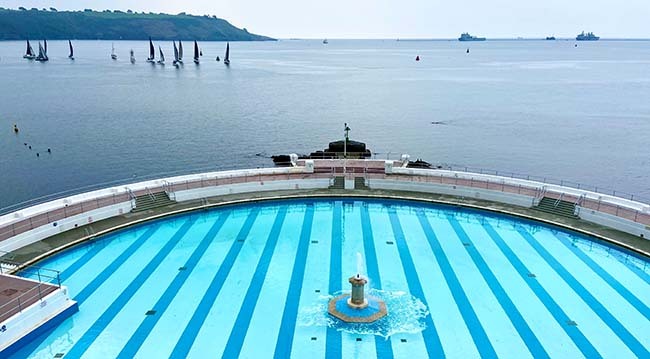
172,179 -> 330,202
0,283 -> 75,353
578,207 -> 650,239
1,162 -> 648,257
0,202 -> 131,253
370,179 -> 536,208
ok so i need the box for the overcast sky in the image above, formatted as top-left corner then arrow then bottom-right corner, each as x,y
3,0 -> 649,39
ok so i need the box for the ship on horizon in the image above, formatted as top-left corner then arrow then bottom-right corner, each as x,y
458,33 -> 486,41
576,31 -> 599,41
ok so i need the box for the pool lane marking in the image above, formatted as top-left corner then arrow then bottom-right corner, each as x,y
415,209 -> 498,359
219,206 -> 288,358
482,222 -> 602,357
552,232 -> 650,321
169,208 -> 260,359
446,215 -> 549,358
360,204 -> 394,358
58,238 -> 112,282
13,224 -> 162,359
325,201 -> 343,359
116,211 -> 231,358
387,208 -> 445,358
73,223 -> 162,304
64,217 -> 197,358
272,205 -> 315,358
516,227 -> 649,357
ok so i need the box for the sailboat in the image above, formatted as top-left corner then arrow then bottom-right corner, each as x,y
223,42 -> 230,66
173,41 -> 180,67
68,40 -> 74,60
35,41 -> 48,62
193,41 -> 200,64
130,49 -> 136,64
23,40 -> 35,60
146,37 -> 155,63
157,46 -> 165,65
216,56 -> 220,62
111,43 -> 117,60
44,39 -> 47,54
178,41 -> 184,64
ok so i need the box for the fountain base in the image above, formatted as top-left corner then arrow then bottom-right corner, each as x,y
328,294 -> 387,323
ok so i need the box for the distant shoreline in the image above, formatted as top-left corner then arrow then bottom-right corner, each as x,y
0,8 -> 274,41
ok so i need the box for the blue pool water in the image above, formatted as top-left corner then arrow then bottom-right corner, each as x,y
14,198 -> 650,358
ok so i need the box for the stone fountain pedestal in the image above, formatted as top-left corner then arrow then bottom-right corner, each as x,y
328,275 -> 387,323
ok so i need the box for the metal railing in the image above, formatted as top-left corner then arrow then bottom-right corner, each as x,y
0,256 -> 62,323
441,164 -> 650,204
1,163 -> 649,247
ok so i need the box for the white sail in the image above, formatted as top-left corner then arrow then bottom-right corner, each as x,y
111,43 -> 117,60
158,46 -> 165,64
193,41 -> 200,64
130,49 -> 136,64
173,41 -> 179,66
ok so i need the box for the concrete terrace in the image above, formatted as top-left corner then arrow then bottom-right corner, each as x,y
3,188 -> 649,267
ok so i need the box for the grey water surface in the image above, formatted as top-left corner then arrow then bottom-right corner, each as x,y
1,39 -> 649,209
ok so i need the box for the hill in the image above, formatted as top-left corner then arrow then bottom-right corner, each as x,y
0,8 -> 274,41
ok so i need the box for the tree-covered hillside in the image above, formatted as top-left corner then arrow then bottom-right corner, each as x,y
0,8 -> 274,41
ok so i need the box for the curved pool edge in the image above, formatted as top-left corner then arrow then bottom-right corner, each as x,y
10,189 -> 650,272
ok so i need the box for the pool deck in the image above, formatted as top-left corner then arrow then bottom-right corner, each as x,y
2,188 -> 648,268
0,275 -> 58,323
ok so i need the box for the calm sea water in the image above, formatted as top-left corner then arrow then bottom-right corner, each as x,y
1,39 -> 649,209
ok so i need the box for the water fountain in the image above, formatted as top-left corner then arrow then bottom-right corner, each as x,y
327,253 -> 387,323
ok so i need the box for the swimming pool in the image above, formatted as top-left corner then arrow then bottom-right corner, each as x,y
12,198 -> 650,358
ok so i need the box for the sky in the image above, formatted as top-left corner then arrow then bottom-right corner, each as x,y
2,0 -> 649,39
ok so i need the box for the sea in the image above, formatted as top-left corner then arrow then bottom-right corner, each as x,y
1,39 -> 649,211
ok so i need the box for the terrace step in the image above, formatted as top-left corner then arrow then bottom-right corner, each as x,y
133,191 -> 176,212
354,177 -> 369,190
329,176 -> 345,189
535,197 -> 578,218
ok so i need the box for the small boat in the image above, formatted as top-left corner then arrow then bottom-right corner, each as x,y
23,40 -> 35,60
157,46 -> 165,65
68,40 -> 74,60
415,55 -> 420,61
178,41 -> 184,64
466,48 -> 470,54
193,41 -> 200,64
130,49 -> 136,64
146,37 -> 156,63
111,43 -> 117,60
216,56 -> 220,62
223,42 -> 230,65
35,41 -> 48,62
323,39 -> 328,44
200,50 -> 203,56
545,36 -> 556,40
173,41 -> 180,67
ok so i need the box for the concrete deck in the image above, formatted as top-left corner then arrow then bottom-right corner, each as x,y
2,188 -> 648,268
0,275 -> 58,323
